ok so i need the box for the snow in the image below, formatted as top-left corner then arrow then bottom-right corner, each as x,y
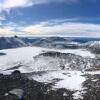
31,71 -> 85,90
63,92 -> 68,96
9,89 -> 24,98
86,71 -> 100,75
73,91 -> 86,99
30,70 -> 86,99
56,49 -> 95,58
0,47 -> 43,71
0,46 -> 95,73
86,41 -> 100,47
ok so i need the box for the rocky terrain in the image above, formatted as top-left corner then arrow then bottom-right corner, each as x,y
0,71 -> 75,100
33,51 -> 100,71
0,70 -> 100,100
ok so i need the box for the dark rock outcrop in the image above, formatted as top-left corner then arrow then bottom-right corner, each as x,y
0,72 -> 74,100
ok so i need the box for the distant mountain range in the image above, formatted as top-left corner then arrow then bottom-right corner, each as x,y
0,36 -> 28,50
20,36 -> 100,51
1,36 -> 100,51
21,36 -> 100,43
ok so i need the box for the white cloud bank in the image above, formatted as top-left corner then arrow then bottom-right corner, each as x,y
0,19 -> 100,37
21,20 -> 100,37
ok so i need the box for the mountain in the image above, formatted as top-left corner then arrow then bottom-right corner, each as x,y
82,41 -> 100,47
81,41 -> 100,54
1,36 -> 100,52
26,37 -> 79,49
2,36 -> 69,49
33,38 -> 52,47
70,37 -> 100,43
0,36 -> 28,50
46,37 -> 67,42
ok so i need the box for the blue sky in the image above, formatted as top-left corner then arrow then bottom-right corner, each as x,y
0,0 -> 100,37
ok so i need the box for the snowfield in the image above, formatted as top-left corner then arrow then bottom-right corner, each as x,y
0,47 -> 42,70
0,46 -> 99,99
0,46 -> 95,72
30,70 -> 86,99
31,71 -> 85,90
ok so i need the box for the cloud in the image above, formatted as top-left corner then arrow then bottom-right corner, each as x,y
21,19 -> 100,37
0,16 -> 5,20
0,0 -> 84,12
0,14 -> 6,20
0,22 -> 23,35
0,0 -> 30,12
31,0 -> 79,5
1,19 -> 100,37
0,0 -> 97,14
0,27 -> 21,35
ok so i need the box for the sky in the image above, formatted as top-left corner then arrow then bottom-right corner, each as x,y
0,0 -> 100,37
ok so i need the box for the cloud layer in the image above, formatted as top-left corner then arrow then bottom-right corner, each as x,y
22,20 -> 100,37
0,19 -> 100,37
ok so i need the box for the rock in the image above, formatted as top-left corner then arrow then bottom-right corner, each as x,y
11,70 -> 21,77
33,51 -> 100,71
0,73 -> 74,100
0,53 -> 6,56
9,89 -> 24,99
0,73 -> 3,77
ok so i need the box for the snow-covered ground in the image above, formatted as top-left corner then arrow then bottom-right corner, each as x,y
31,71 -> 84,90
0,46 -> 95,72
30,70 -> 86,99
56,49 -> 95,58
0,46 -> 99,99
0,47 -> 43,71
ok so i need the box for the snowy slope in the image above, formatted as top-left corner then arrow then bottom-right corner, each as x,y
81,41 -> 100,50
0,47 -> 43,72
0,46 -> 95,73
83,41 -> 100,47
